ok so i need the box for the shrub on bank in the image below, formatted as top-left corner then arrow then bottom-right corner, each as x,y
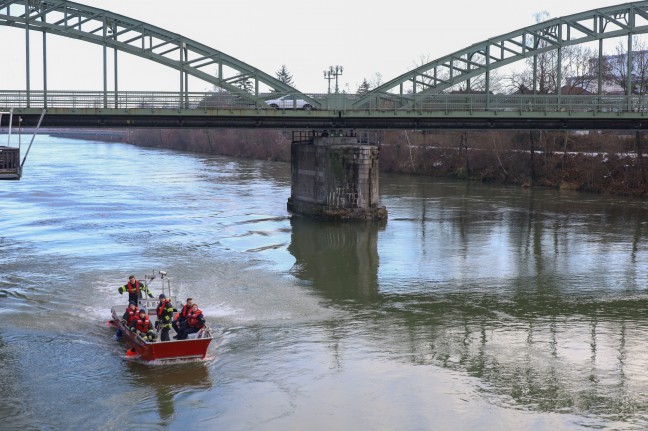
122,128 -> 648,198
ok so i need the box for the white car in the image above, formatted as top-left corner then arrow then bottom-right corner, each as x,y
265,95 -> 314,110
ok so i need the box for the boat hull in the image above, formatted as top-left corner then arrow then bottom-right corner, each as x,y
111,306 -> 212,361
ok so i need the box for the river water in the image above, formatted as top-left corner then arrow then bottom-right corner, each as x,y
2,135 -> 648,430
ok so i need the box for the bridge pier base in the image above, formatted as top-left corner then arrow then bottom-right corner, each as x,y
287,130 -> 387,222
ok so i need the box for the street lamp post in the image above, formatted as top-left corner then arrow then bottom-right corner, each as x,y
323,65 -> 344,94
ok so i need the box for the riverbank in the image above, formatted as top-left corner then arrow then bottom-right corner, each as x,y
41,127 -> 648,198
45,129 -> 129,142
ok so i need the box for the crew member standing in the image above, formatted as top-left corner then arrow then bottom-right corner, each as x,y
118,275 -> 153,305
155,294 -> 176,342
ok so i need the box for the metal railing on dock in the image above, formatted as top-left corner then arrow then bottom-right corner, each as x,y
0,146 -> 21,180
0,108 -> 46,180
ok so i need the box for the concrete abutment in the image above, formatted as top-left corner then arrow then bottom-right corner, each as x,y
287,130 -> 387,221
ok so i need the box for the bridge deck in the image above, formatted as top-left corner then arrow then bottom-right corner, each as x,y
2,92 -> 648,130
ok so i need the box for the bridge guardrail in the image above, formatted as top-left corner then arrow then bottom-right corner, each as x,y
354,93 -> 648,114
1,91 -> 647,115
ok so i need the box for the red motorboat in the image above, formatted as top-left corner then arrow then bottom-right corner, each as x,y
110,270 -> 213,362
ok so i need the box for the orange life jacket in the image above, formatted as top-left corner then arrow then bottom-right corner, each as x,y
133,314 -> 152,333
174,304 -> 191,322
157,299 -> 169,318
186,309 -> 204,329
126,280 -> 140,294
124,306 -> 139,325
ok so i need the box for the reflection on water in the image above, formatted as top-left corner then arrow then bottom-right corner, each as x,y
0,335 -> 24,426
125,361 -> 211,422
371,294 -> 648,419
288,216 -> 384,301
286,175 -> 648,428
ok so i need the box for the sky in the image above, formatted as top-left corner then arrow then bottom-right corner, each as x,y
0,0 -> 631,93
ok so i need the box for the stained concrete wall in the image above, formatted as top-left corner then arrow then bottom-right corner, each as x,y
288,136 -> 387,221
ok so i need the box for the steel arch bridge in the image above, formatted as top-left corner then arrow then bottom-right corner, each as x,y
0,0 -> 320,107
3,0 -> 648,130
353,0 -> 648,109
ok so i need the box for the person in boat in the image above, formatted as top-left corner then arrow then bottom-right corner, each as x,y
130,308 -> 157,342
172,297 -> 193,337
118,275 -> 154,305
121,301 -> 139,325
115,301 -> 139,339
155,294 -> 176,342
176,303 -> 206,340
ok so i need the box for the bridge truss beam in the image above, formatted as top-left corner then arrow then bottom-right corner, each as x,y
6,108 -> 648,131
353,1 -> 648,108
0,0 -> 321,108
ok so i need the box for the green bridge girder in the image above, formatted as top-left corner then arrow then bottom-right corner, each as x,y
0,0 -> 321,108
4,1 -> 648,130
353,1 -> 648,108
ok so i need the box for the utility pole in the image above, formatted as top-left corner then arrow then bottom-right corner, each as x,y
324,65 -> 344,93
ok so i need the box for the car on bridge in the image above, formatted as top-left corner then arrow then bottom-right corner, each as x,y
265,94 -> 314,110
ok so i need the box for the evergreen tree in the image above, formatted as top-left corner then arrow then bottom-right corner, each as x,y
275,65 -> 295,87
234,78 -> 254,93
357,78 -> 371,94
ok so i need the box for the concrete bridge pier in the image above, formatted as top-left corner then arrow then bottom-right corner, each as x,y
287,130 -> 387,221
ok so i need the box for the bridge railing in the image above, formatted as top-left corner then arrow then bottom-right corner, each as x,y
352,92 -> 648,114
1,90 -> 647,115
0,91 -> 265,110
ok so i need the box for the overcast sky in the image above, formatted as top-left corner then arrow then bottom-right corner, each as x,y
0,0 -> 630,93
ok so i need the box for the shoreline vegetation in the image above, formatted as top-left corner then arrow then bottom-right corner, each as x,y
45,128 -> 648,198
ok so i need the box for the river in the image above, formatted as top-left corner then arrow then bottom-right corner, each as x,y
2,135 -> 648,430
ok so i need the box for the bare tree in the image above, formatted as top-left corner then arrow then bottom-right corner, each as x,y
608,37 -> 648,94
408,54 -> 443,93
563,45 -> 598,93
505,11 -> 597,95
409,54 -> 502,94
369,72 -> 383,89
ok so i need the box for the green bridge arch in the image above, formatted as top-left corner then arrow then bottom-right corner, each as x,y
353,1 -> 648,108
0,0 -> 321,108
4,1 -> 648,131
